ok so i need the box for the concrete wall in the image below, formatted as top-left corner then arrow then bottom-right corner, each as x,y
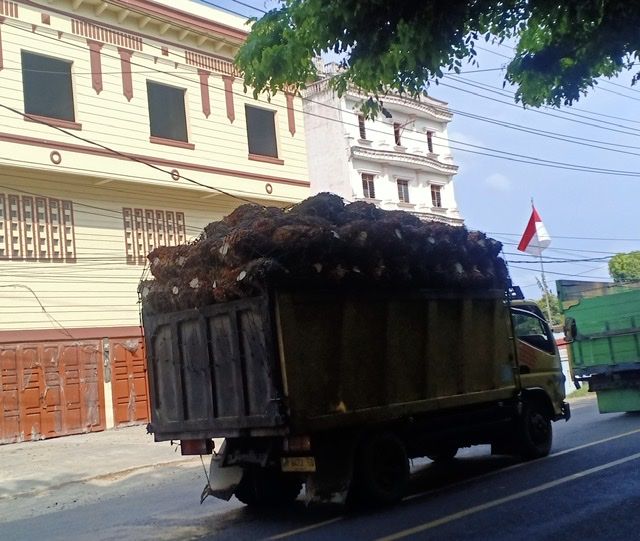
302,89 -> 353,199
0,171 -> 245,331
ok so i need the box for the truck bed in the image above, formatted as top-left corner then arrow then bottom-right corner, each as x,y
144,289 -> 519,441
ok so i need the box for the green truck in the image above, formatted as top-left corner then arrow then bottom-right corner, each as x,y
557,279 -> 640,413
143,287 -> 569,506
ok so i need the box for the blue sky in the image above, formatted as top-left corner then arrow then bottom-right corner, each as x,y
203,0 -> 640,299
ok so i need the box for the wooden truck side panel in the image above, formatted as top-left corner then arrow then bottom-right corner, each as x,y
276,290 -> 519,432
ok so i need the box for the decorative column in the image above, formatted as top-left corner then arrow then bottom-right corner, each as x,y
222,75 -> 235,123
198,69 -> 211,118
118,48 -> 133,101
87,40 -> 103,94
0,18 -> 5,72
285,91 -> 296,135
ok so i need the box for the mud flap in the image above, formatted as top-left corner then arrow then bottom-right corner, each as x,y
305,473 -> 350,505
201,446 -> 243,503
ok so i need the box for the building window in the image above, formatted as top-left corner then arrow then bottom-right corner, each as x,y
22,51 -> 75,122
358,115 -> 367,139
427,131 -> 434,153
0,193 -> 76,261
147,81 -> 189,142
362,173 -> 376,199
431,185 -> 443,208
393,122 -> 402,146
123,208 -> 187,265
397,179 -> 410,203
245,105 -> 278,158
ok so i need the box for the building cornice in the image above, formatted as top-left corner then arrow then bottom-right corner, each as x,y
104,0 -> 248,42
27,0 -> 246,57
372,92 -> 453,122
351,146 -> 458,175
416,212 -> 464,226
304,78 -> 453,122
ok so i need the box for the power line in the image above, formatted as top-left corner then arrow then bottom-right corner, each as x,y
508,264 -> 611,281
7,53 -> 640,162
9,20 -> 640,181
0,284 -> 75,338
496,239 -> 622,256
446,74 -> 640,130
598,85 -> 640,103
227,0 -> 267,15
492,232 -> 640,242
600,79 -> 640,95
2,10 -> 636,251
199,0 -> 264,16
440,79 -> 640,138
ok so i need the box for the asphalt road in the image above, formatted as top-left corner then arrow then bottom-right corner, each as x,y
3,396 -> 640,541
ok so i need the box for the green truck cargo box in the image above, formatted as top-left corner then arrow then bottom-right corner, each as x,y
557,279 -> 640,412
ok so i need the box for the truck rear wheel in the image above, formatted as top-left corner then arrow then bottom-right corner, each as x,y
234,468 -> 302,507
515,400 -> 552,459
352,432 -> 409,506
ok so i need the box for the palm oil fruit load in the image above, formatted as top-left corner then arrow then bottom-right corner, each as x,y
139,193 -> 508,315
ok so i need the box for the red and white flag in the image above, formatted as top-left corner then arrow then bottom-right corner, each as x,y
517,206 -> 551,256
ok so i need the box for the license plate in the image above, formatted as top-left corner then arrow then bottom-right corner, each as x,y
281,456 -> 316,472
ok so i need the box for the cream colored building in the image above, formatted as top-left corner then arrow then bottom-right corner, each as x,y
0,0 -> 309,442
303,68 -> 463,225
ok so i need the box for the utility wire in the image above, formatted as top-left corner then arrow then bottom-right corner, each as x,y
492,232 -> 640,242
445,74 -> 640,131
8,20 -> 640,179
2,8 -> 636,262
0,284 -> 75,338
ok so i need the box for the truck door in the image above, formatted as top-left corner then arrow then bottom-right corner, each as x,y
511,307 -> 566,412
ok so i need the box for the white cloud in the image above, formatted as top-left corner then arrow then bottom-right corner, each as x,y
485,173 -> 511,191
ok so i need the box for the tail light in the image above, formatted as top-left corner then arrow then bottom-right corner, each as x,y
283,435 -> 311,453
181,439 -> 213,455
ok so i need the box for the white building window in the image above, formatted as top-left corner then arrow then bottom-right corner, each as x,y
358,115 -> 367,139
431,185 -> 443,208
22,51 -> 75,122
393,123 -> 402,146
147,81 -> 189,143
246,105 -> 279,158
397,179 -> 410,203
427,131 -> 434,153
362,173 -> 376,199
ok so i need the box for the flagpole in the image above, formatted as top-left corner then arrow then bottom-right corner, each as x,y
531,197 -> 553,324
539,253 -> 553,324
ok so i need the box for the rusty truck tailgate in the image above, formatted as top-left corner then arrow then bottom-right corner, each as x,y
144,296 -> 285,441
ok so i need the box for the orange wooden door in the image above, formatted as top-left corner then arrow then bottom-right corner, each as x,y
111,337 -> 150,426
0,341 -> 105,444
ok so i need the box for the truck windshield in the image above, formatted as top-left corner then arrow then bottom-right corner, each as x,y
512,311 -> 555,355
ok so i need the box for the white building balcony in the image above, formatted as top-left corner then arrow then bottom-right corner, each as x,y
351,145 -> 458,176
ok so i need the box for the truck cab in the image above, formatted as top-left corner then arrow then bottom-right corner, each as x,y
511,300 -> 568,422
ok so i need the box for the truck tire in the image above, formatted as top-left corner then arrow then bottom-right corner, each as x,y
426,445 -> 459,463
352,432 -> 409,506
515,400 -> 552,460
234,468 -> 302,507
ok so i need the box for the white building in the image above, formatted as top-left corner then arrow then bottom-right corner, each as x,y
303,69 -> 463,225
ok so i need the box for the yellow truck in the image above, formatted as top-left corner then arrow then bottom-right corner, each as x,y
143,287 -> 569,506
